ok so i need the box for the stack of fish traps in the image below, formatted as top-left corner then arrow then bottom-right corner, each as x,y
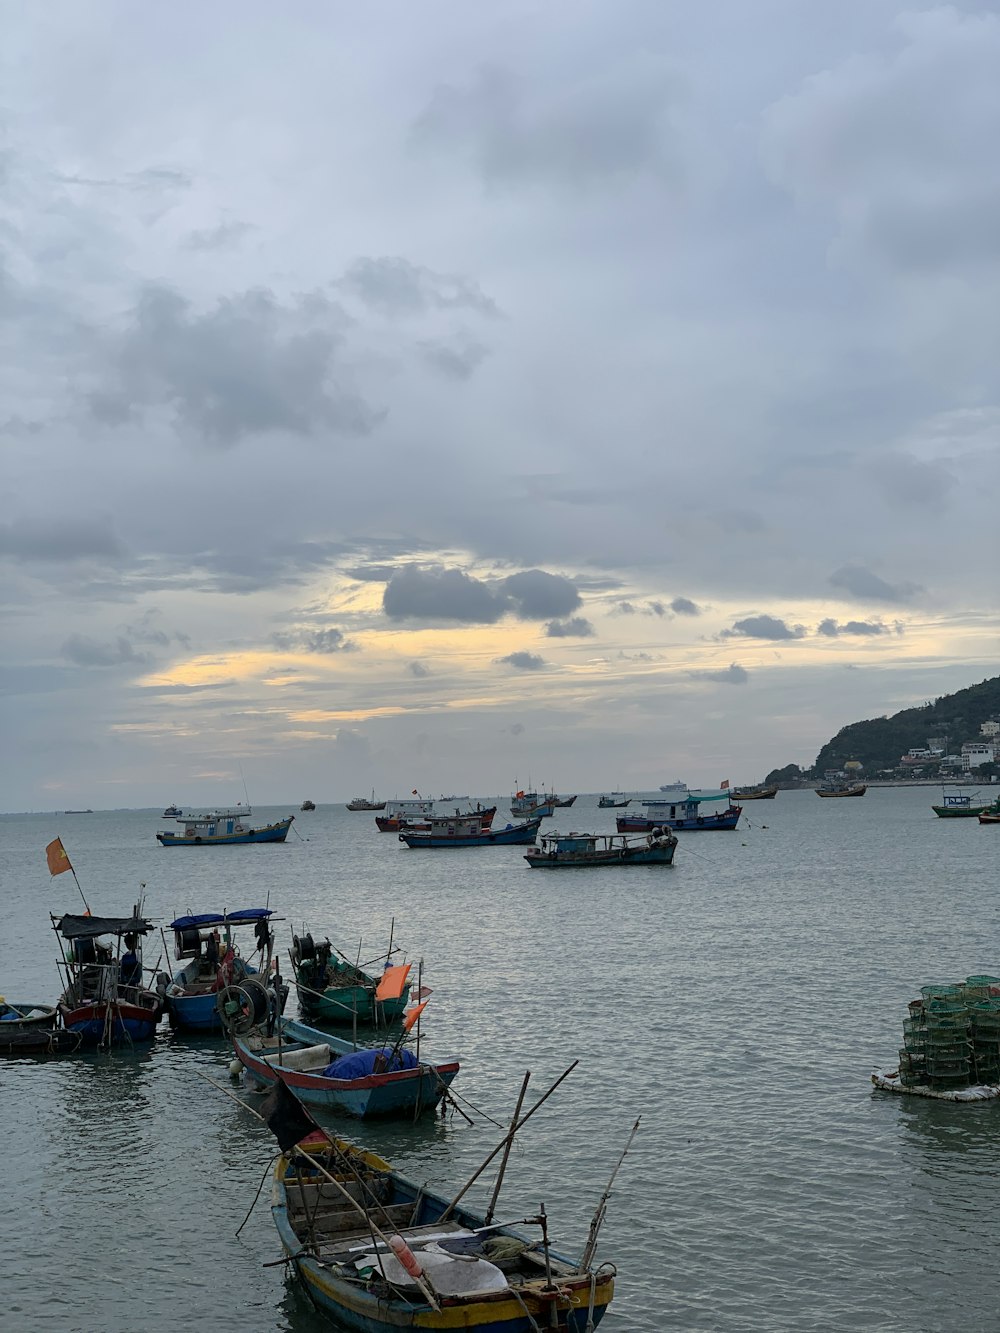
899,977 -> 1000,1090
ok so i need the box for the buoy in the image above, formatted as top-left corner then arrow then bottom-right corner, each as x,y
229,1058 -> 242,1079
388,1234 -> 423,1279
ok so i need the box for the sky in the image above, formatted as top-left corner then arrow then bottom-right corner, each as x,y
2,1 -> 998,811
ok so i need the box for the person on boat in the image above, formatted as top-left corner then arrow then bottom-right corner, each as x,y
119,934 -> 143,989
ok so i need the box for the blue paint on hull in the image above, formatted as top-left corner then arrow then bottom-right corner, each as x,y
400,818 -> 542,848
618,809 -> 741,832
157,817 -> 293,846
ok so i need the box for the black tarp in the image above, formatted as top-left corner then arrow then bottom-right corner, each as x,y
54,914 -> 153,939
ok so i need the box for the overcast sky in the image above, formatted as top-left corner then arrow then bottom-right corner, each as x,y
2,1 -> 998,810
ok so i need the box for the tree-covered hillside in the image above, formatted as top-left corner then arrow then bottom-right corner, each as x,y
765,674 -> 1000,782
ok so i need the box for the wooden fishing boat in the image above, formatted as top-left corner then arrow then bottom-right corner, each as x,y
375,798 -> 495,832
346,790 -> 386,811
617,793 -> 742,832
382,805 -> 496,835
815,783 -> 867,798
156,804 -> 294,845
731,786 -> 777,801
979,811 -> 1000,825
300,799 -> 316,811
598,794 -> 630,808
552,794 -> 577,807
931,789 -> 995,818
510,787 -> 556,818
290,937 -> 413,1026
400,815 -> 543,848
162,803 -> 183,817
52,909 -> 166,1046
270,1132 -> 616,1331
525,829 -> 678,868
234,1016 -> 458,1118
165,908 -> 286,1033
0,1000 -> 82,1055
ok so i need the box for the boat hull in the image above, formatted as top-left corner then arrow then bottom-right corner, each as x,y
617,809 -> 741,832
932,804 -> 993,818
157,817 -> 294,846
59,998 -> 162,1045
400,819 -> 542,848
732,788 -> 777,800
815,785 -> 866,798
296,983 -> 410,1026
526,846 -> 676,867
235,1019 -> 458,1118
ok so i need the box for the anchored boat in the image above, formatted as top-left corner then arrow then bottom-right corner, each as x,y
156,804 -> 294,846
525,828 -> 678,868
617,792 -> 742,832
346,790 -> 386,811
931,789 -> 996,818
0,1001 -> 82,1056
400,815 -> 543,848
290,936 -> 413,1027
234,1015 -> 458,1119
52,909 -> 165,1046
165,908 -> 286,1033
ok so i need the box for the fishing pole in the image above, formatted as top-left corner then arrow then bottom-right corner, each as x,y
579,1116 -> 641,1271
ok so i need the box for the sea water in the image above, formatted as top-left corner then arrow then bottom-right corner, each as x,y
1,788 -> 999,1332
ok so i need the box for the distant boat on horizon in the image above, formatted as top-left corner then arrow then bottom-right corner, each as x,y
64,809 -> 93,814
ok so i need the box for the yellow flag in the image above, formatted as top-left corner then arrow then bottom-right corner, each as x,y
46,837 -> 73,876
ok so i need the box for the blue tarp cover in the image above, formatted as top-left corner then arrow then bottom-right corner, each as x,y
321,1046 -> 419,1079
169,908 -> 274,930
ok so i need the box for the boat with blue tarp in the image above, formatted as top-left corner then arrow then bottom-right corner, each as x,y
156,804 -> 294,846
166,907 -> 286,1032
399,814 -> 543,848
234,1015 -> 458,1118
525,828 -> 678,868
617,791 -> 742,832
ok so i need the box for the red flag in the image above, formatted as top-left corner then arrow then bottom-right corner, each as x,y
403,1000 -> 429,1032
720,779 -> 729,789
46,837 -> 73,876
415,985 -> 433,1000
376,962 -> 412,1002
412,789 -> 419,795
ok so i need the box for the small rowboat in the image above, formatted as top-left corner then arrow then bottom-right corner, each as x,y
234,1016 -> 458,1119
270,1133 -> 616,1330
0,1001 -> 83,1056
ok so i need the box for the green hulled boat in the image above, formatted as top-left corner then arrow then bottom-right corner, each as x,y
931,789 -> 997,818
290,935 -> 412,1026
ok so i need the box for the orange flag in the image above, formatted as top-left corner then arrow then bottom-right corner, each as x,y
46,837 -> 73,877
375,962 -> 412,1002
403,1000 -> 428,1032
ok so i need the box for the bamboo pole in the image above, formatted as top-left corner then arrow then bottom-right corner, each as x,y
439,1061 -> 578,1221
484,1070 -> 531,1224
578,1116 -> 641,1271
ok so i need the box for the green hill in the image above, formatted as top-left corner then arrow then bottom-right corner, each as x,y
764,674 -> 1000,783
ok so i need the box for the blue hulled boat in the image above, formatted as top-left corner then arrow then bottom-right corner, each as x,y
52,908 -> 165,1046
156,804 -> 294,846
617,792 -> 742,832
166,908 -> 286,1032
399,814 -> 543,848
234,1016 -> 458,1118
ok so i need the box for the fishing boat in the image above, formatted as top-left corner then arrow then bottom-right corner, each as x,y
525,828 -> 678,868
931,789 -> 995,818
979,811 -> 1000,825
617,792 -> 741,832
598,794 -> 630,808
162,803 -> 183,818
552,794 -> 578,807
378,803 -> 496,833
731,786 -> 777,801
300,799 -> 316,811
0,1000 -> 83,1056
290,936 -> 413,1027
233,1015 -> 458,1119
815,783 -> 867,798
156,804 -> 294,845
267,1102 -> 619,1329
165,908 -> 286,1033
52,909 -> 166,1046
510,786 -> 556,818
346,790 -> 386,812
400,815 -> 543,848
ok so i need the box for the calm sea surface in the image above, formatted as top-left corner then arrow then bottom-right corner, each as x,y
2,789 -> 999,1332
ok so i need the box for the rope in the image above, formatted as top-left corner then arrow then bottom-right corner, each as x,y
236,1152 -> 280,1236
509,1287 -> 544,1333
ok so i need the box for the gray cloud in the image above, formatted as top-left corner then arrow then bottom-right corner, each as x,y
407,661 -> 431,678
817,618 -> 896,638
688,663 -> 749,684
671,597 -> 701,616
413,59 -> 678,190
61,634 -> 149,667
720,615 -> 806,641
495,651 -> 546,671
271,627 -> 356,654
94,284 -> 379,444
383,566 -> 507,623
829,566 -> 921,604
545,616 -> 595,638
418,334 -> 490,380
502,570 -> 581,620
345,564 -> 401,583
0,517 -> 125,563
182,220 -> 255,252
340,257 -> 499,317
867,454 -> 958,512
